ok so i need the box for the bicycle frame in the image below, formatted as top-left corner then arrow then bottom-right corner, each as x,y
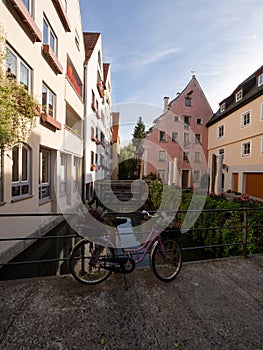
91,224 -> 163,267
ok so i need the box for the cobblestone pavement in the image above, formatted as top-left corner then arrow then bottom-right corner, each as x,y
0,255 -> 262,350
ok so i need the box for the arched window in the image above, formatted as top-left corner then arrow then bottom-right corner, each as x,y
12,143 -> 31,199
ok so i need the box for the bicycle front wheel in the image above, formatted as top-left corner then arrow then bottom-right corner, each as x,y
69,239 -> 114,285
150,238 -> 182,282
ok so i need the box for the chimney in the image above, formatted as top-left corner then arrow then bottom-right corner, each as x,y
163,96 -> 169,112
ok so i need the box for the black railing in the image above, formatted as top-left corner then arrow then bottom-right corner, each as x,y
0,207 -> 262,269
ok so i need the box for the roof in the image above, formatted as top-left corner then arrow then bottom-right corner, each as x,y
83,32 -> 100,64
103,63 -> 110,82
207,65 -> 263,127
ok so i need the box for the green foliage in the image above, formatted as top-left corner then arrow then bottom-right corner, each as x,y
119,142 -> 137,179
132,116 -> 145,148
0,28 -> 38,148
149,182 -> 263,257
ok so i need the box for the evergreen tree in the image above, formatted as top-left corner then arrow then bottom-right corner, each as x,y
132,116 -> 145,148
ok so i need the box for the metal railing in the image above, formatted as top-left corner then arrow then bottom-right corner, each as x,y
0,207 -> 262,270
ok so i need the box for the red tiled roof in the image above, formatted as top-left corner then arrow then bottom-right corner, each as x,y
83,32 -> 100,64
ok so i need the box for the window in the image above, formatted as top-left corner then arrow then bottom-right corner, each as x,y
195,134 -> 202,144
158,170 -> 165,181
172,132 -> 178,142
42,83 -> 56,118
184,116 -> 190,129
60,153 -> 67,195
43,16 -> 57,55
217,124 -> 224,138
235,89 -> 243,102
220,103 -> 226,113
183,152 -> 189,162
12,144 -> 31,198
73,157 -> 79,193
75,30 -> 80,50
258,74 -> 263,87
22,0 -> 33,15
185,97 -> 191,106
39,148 -> 51,201
159,131 -> 166,142
6,47 -> 31,92
184,133 -> 190,146
242,142 -> 251,156
61,0 -> 67,12
196,118 -> 203,125
174,115 -> 179,122
194,152 -> 201,163
193,170 -> 200,181
159,151 -> 166,162
241,111 -> 251,128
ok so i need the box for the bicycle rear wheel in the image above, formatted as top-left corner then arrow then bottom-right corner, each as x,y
150,238 -> 182,282
69,239 -> 114,285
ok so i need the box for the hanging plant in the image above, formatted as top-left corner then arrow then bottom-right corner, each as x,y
0,28 -> 39,149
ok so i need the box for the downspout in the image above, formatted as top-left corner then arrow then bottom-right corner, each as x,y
82,64 -> 88,203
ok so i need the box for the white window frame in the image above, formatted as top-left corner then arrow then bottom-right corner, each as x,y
42,83 -> 56,118
172,132 -> 178,142
158,170 -> 165,181
195,133 -> 202,144
159,131 -> 166,142
194,152 -> 201,163
6,47 -> 32,93
235,89 -> 243,102
22,0 -> 33,15
12,143 -> 31,199
158,150 -> 166,162
72,157 -> 79,193
241,141 -> 251,157
39,148 -> 51,201
183,151 -> 189,162
260,103 -> 263,120
220,103 -> 226,113
60,153 -> 67,195
193,170 -> 201,181
241,110 -> 251,128
217,124 -> 224,138
43,16 -> 57,55
258,74 -> 263,87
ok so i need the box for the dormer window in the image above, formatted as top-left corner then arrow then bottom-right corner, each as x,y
220,103 -> 226,113
235,89 -> 243,102
258,73 -> 263,87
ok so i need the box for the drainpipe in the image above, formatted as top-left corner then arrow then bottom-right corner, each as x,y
82,64 -> 88,203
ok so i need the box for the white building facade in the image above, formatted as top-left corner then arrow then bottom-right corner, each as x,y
0,0 -> 85,263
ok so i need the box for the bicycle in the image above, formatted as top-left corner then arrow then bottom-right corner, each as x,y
69,210 -> 182,286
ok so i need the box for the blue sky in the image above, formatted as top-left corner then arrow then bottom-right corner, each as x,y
79,0 -> 263,143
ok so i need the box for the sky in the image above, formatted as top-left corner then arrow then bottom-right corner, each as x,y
79,0 -> 263,144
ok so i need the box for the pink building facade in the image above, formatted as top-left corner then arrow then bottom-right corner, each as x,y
143,76 -> 213,188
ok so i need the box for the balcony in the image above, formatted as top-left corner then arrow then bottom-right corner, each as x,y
52,0 -> 71,32
41,112 -> 62,131
63,125 -> 83,156
42,45 -> 63,75
9,0 -> 42,42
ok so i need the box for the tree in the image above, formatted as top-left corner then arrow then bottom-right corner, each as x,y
119,142 -> 136,179
132,116 -> 145,148
0,28 -> 39,149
